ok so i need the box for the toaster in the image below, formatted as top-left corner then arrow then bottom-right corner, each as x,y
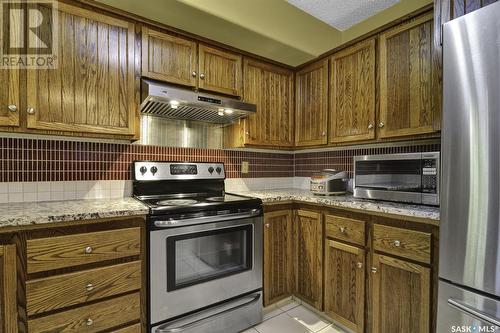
310,169 -> 349,195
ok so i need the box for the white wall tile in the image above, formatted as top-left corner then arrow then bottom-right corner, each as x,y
23,192 -> 37,202
0,193 -> 8,203
8,193 -> 23,202
8,183 -> 23,193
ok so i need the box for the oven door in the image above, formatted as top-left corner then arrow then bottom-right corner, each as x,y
149,215 -> 263,325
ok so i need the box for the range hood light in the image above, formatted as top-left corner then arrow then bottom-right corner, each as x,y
218,110 -> 225,116
169,100 -> 180,109
224,108 -> 234,115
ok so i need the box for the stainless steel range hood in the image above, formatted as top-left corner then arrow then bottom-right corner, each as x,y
140,79 -> 256,125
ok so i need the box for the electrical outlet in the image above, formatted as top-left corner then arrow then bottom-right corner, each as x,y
241,161 -> 249,174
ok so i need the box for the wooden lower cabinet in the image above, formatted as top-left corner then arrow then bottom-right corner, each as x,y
263,210 -> 294,306
294,209 -> 323,310
371,254 -> 431,333
0,244 -> 18,333
324,240 -> 365,333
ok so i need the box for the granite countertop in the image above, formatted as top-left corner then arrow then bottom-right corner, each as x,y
233,189 -> 440,224
0,197 -> 148,228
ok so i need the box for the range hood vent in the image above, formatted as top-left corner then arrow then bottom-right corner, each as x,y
140,79 -> 256,125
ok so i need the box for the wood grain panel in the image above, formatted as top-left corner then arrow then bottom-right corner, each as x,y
27,227 -> 140,273
294,209 -> 323,310
27,261 -> 141,316
0,2 -> 21,128
330,38 -> 376,143
325,215 -> 366,246
263,210 -> 293,306
27,2 -> 137,136
0,245 -> 18,333
241,59 -> 294,147
324,241 -> 365,333
27,292 -> 140,333
379,13 -> 437,138
111,323 -> 142,333
373,224 -> 431,264
371,254 -> 430,333
295,59 -> 329,146
142,27 -> 197,87
198,44 -> 242,96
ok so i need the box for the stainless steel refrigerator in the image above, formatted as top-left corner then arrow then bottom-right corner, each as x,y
438,2 -> 500,331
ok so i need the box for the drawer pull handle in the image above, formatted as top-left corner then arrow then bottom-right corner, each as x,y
371,267 -> 377,273
85,246 -> 93,254
86,318 -> 93,326
357,262 -> 363,269
393,240 -> 401,247
339,227 -> 346,234
85,283 -> 94,292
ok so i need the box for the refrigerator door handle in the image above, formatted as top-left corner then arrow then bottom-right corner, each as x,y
448,298 -> 500,326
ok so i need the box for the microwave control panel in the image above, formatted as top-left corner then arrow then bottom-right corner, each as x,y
422,159 -> 438,193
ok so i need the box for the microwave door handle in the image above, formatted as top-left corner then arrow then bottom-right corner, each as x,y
448,298 -> 500,327
155,293 -> 261,333
154,209 -> 262,228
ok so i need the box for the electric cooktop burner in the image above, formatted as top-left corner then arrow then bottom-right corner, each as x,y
156,199 -> 199,206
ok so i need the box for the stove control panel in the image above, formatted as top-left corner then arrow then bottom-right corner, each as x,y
134,162 -> 225,181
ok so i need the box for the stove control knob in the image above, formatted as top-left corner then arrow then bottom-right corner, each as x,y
150,166 -> 158,175
140,166 -> 147,175
208,167 -> 214,174
215,167 -> 222,174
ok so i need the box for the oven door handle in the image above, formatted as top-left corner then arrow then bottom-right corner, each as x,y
154,209 -> 262,228
154,293 -> 261,333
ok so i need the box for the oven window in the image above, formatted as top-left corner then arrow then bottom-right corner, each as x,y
355,159 -> 422,192
166,225 -> 253,291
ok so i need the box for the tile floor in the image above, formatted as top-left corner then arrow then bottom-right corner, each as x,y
241,298 -> 348,333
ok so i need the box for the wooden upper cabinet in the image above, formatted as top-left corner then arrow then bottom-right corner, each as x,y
142,27 -> 197,87
26,3 -> 137,136
0,244 -> 18,333
198,45 -> 242,97
330,39 -> 376,143
379,13 -> 437,138
263,210 -> 294,306
295,59 -> 329,147
371,254 -> 430,333
324,240 -> 365,333
0,67 -> 20,128
243,59 -> 294,146
295,209 -> 323,310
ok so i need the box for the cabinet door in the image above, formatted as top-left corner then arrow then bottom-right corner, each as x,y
330,39 -> 376,143
263,210 -> 293,306
27,3 -> 137,136
0,1 -> 21,128
243,59 -> 294,146
379,13 -> 437,138
0,244 -> 18,333
142,27 -> 197,87
198,45 -> 242,96
371,254 -> 430,333
295,209 -> 323,310
295,59 -> 329,146
324,240 -> 365,333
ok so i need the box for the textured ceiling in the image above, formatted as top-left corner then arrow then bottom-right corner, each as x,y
287,0 -> 401,30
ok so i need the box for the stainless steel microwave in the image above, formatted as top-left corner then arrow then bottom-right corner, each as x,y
353,152 -> 440,206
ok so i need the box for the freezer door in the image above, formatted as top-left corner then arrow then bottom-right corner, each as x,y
441,2 -> 500,297
438,280 -> 500,332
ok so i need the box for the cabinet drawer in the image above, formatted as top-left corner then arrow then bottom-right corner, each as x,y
373,224 -> 431,264
27,261 -> 141,316
27,227 -> 141,273
28,293 -> 140,333
325,215 -> 365,246
111,323 -> 142,332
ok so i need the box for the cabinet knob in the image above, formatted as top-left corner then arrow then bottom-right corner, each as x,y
371,267 -> 378,273
8,104 -> 17,112
85,246 -> 93,254
393,240 -> 401,247
321,131 -> 326,136
339,226 -> 346,234
245,131 -> 250,135
357,262 -> 363,269
26,107 -> 35,115
192,71 -> 197,77
85,283 -> 94,292
265,223 -> 270,228
368,123 -> 374,129
86,318 -> 93,326
200,73 -> 205,79
378,122 -> 385,128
